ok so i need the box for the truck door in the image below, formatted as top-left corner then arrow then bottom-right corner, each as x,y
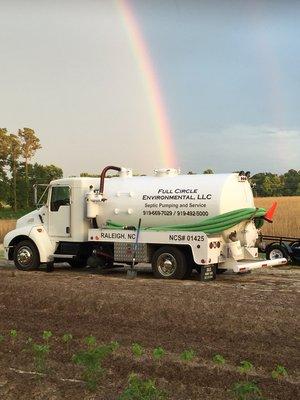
49,185 -> 71,237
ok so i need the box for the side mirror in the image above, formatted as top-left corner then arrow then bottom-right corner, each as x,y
33,184 -> 38,207
33,184 -> 49,208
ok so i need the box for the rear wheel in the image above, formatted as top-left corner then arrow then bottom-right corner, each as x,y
14,240 -> 40,271
194,265 -> 202,274
152,246 -> 187,279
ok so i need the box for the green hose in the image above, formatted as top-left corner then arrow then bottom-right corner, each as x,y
105,207 -> 266,234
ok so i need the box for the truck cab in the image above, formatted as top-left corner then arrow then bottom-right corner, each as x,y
4,177 -> 98,270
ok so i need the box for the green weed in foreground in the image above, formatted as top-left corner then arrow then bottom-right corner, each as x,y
153,347 -> 165,361
0,334 -> 4,343
231,381 -> 264,400
10,329 -> 17,339
22,336 -> 33,351
62,333 -> 73,344
118,373 -> 166,400
271,365 -> 288,380
238,361 -> 254,375
132,343 -> 143,357
62,333 -> 73,352
84,335 -> 97,347
32,343 -> 50,373
42,330 -> 53,342
110,340 -> 120,351
212,354 -> 226,366
72,341 -> 117,391
10,329 -> 17,345
180,349 -> 196,362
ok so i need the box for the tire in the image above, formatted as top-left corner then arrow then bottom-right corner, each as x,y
194,265 -> 202,274
14,240 -> 40,271
183,251 -> 194,279
68,257 -> 87,268
183,263 -> 193,279
152,246 -> 187,279
266,244 -> 289,261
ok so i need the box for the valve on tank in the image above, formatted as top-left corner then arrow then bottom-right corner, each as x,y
86,185 -> 102,219
238,171 -> 251,182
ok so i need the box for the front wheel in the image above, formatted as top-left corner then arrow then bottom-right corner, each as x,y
14,240 -> 40,271
152,246 -> 187,279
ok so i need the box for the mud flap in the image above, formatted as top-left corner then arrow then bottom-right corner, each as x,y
200,265 -> 216,281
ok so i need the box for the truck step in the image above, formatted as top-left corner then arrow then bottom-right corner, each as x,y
52,254 -> 75,259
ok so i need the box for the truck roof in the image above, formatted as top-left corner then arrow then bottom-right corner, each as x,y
50,177 -> 100,188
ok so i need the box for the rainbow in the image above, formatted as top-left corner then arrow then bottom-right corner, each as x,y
116,0 -> 177,167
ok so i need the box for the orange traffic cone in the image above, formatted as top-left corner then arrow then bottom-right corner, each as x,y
264,202 -> 277,223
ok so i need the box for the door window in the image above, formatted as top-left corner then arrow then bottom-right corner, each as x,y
50,186 -> 70,212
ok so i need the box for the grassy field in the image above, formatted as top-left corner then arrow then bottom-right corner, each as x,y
0,208 -> 33,220
255,196 -> 300,237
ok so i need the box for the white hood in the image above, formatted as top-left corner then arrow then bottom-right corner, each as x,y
16,209 -> 42,229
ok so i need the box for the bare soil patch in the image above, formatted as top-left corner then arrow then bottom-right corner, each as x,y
0,264 -> 299,399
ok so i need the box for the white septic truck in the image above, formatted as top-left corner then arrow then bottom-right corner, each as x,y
3,165 -> 286,280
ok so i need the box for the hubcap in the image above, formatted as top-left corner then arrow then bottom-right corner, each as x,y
157,253 -> 177,277
269,249 -> 284,260
17,247 -> 33,266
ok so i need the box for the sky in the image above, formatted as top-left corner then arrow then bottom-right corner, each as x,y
0,0 -> 299,176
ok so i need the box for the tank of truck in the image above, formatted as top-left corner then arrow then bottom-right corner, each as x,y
90,169 -> 255,230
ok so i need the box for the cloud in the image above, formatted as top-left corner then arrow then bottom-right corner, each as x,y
176,123 -> 300,174
267,129 -> 300,139
222,124 -> 300,139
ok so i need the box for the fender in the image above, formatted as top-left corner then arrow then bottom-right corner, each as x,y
3,225 -> 33,260
4,225 -> 56,263
29,226 -> 56,263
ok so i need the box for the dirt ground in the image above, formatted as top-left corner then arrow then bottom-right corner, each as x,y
0,262 -> 299,400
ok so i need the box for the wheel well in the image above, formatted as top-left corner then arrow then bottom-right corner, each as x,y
266,242 -> 290,254
149,244 -> 193,263
8,236 -> 38,260
265,242 -> 281,250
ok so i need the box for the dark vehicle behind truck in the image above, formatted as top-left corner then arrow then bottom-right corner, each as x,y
259,235 -> 300,265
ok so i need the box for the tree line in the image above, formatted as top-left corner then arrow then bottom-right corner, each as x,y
191,169 -> 300,196
0,128 -> 62,210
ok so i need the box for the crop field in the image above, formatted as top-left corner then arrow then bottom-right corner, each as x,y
254,196 -> 300,237
0,220 -> 16,243
0,262 -> 299,400
0,197 -> 299,399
